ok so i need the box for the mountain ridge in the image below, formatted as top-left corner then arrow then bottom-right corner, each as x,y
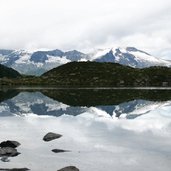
0,47 -> 170,75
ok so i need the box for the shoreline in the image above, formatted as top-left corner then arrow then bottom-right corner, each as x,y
1,86 -> 171,90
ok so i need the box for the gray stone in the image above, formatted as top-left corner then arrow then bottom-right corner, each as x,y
0,141 -> 20,148
57,166 -> 79,171
43,132 -> 62,142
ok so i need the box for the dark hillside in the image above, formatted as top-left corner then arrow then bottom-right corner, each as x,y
42,62 -> 144,87
0,64 -> 21,78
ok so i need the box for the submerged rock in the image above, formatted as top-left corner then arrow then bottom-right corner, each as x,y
1,156 -> 10,162
0,147 -> 20,157
0,141 -> 20,148
57,166 -> 79,171
43,132 -> 62,142
52,149 -> 70,153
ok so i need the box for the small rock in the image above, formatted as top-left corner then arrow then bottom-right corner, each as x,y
52,149 -> 70,153
0,147 -> 20,157
57,166 -> 79,171
0,141 -> 20,148
43,132 -> 62,142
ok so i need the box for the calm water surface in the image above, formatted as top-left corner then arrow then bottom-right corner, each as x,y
0,88 -> 171,171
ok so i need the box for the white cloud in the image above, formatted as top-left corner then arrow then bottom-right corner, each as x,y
0,0 -> 171,58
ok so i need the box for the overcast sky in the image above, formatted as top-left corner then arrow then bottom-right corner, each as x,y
0,0 -> 171,59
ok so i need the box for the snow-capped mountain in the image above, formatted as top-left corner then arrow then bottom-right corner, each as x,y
0,49 -> 88,75
93,47 -> 171,68
0,47 -> 171,75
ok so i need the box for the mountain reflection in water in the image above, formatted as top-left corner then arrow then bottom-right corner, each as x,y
0,88 -> 171,119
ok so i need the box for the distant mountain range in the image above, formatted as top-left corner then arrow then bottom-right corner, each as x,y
0,47 -> 171,75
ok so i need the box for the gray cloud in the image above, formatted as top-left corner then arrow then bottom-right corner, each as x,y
0,0 -> 171,59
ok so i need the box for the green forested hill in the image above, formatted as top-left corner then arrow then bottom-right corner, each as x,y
41,62 -> 171,87
1,62 -> 171,87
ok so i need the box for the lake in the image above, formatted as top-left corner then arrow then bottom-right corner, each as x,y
0,88 -> 171,171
